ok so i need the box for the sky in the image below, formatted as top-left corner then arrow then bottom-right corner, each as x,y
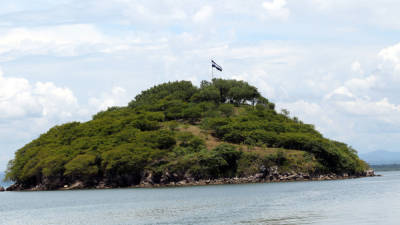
2,0 -> 400,170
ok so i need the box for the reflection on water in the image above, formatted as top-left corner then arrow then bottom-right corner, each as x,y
0,171 -> 399,225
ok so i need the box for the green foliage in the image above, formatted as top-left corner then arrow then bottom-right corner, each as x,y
165,144 -> 241,179
5,79 -> 368,188
64,154 -> 99,180
191,85 -> 220,103
177,132 -> 205,151
182,105 -> 202,123
101,145 -> 160,186
218,104 -> 234,117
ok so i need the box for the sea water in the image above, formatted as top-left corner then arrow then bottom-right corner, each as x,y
0,171 -> 399,225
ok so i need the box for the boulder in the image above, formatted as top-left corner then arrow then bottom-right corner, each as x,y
268,166 -> 279,175
177,180 -> 187,185
6,183 -> 23,191
65,181 -> 85,190
365,169 -> 375,177
255,173 -> 265,179
30,184 -> 47,191
143,172 -> 154,185
95,181 -> 108,189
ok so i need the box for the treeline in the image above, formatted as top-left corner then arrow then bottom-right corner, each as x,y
5,79 -> 368,189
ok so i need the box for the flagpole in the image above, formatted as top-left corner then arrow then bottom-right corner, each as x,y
212,63 -> 214,80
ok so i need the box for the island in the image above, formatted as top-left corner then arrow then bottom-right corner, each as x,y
4,79 -> 374,191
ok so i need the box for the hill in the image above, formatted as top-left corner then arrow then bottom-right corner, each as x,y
359,150 -> 400,165
4,79 -> 370,190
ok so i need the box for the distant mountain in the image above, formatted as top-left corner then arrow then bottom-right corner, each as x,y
359,150 -> 400,165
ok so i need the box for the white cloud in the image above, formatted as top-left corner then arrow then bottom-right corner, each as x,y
0,24 -> 105,57
0,69 -> 132,170
325,86 -> 354,100
0,24 -> 157,60
0,68 -> 86,170
89,86 -> 129,111
351,61 -> 363,74
345,75 -> 377,91
379,42 -> 400,73
0,69 -> 79,120
335,98 -> 400,117
262,0 -> 290,20
192,6 -> 213,23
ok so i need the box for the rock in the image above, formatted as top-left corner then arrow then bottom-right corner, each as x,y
259,165 -> 267,174
184,173 -> 195,183
6,183 -> 22,191
365,169 -> 375,177
66,181 -> 85,190
255,173 -> 264,179
139,182 -> 153,188
177,180 -> 187,185
30,184 -> 47,191
95,181 -> 108,189
143,172 -> 154,184
172,173 -> 180,180
160,175 -> 169,184
0,186 -> 4,192
269,166 -> 279,175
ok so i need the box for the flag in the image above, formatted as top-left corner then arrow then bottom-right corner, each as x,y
211,60 -> 222,72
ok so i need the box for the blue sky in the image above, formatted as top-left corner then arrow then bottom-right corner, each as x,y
2,0 -> 400,170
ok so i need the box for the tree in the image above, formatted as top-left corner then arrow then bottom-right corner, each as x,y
64,154 -> 99,181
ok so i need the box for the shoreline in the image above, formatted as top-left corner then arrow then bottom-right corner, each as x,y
4,169 -> 377,191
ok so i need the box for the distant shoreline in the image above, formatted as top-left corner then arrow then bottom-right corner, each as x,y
371,164 -> 400,172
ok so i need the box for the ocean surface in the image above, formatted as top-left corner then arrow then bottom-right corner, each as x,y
0,171 -> 399,225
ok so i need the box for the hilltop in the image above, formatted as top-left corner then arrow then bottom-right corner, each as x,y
4,79 -> 371,191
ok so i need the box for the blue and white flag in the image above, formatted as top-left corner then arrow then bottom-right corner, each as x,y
211,60 -> 222,72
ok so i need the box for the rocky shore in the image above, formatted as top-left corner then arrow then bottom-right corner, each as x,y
5,167 -> 377,191
133,168 -> 376,189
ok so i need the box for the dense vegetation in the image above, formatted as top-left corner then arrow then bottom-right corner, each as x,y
5,79 -> 368,189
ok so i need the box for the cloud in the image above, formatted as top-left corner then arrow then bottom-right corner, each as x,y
192,6 -> 213,23
89,86 -> 130,111
262,0 -> 290,20
345,75 -> 377,91
0,69 -> 79,121
325,86 -> 354,100
0,24 -> 104,57
0,68 -> 132,170
0,68 -> 86,170
0,24 -> 156,60
335,98 -> 400,118
379,42 -> 400,73
351,61 -> 363,74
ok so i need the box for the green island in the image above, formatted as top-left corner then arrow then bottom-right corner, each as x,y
4,79 -> 373,191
